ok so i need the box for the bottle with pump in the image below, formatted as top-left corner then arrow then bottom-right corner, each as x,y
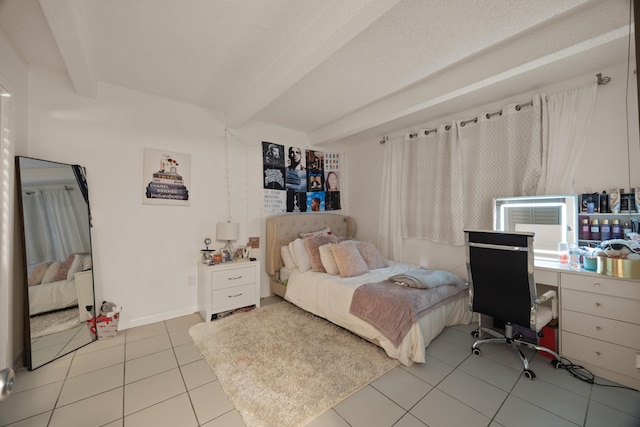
579,218 -> 590,240
600,219 -> 611,241
611,219 -> 622,239
590,219 -> 600,241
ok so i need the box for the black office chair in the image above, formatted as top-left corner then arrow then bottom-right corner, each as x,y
464,229 -> 562,379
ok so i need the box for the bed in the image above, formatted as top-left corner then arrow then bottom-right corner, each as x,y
27,252 -> 92,317
265,213 -> 473,365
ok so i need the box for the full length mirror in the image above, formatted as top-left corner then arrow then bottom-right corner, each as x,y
16,156 -> 96,370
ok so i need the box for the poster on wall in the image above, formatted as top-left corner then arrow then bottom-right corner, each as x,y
261,141 -> 341,213
142,147 -> 191,206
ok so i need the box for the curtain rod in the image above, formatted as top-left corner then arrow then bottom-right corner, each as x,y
25,185 -> 74,195
379,72 -> 611,143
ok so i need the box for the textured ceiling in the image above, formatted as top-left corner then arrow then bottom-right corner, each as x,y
0,0 -> 634,145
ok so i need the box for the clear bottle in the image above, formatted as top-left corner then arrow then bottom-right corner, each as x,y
590,219 -> 600,241
611,219 -> 622,239
600,219 -> 611,241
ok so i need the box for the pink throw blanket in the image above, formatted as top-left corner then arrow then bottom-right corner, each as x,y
349,280 -> 468,348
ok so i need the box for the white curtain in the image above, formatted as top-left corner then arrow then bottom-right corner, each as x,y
402,124 -> 464,244
378,136 -> 405,260
539,82 -> 597,194
22,189 -> 91,267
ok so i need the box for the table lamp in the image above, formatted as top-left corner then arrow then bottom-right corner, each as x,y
216,222 -> 239,260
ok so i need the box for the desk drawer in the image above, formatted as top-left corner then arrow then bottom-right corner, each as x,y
562,310 -> 640,350
212,284 -> 256,311
561,273 -> 640,299
562,289 -> 640,325
561,332 -> 640,382
211,266 -> 256,290
535,269 -> 558,287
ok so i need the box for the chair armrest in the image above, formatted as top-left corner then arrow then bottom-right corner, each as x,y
536,290 -> 557,319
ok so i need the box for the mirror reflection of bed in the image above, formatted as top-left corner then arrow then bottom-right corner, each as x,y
17,157 -> 97,370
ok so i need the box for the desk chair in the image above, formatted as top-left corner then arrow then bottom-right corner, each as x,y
464,230 -> 562,379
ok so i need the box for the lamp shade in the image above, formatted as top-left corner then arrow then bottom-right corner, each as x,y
216,222 -> 239,241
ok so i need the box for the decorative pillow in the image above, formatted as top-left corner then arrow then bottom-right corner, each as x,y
288,241 -> 298,267
67,253 -> 89,280
41,261 -> 62,284
82,255 -> 92,271
293,238 -> 312,273
330,241 -> 370,278
357,241 -> 389,269
304,234 -> 338,272
299,227 -> 331,238
28,262 -> 51,286
54,254 -> 76,282
281,245 -> 296,269
319,244 -> 339,275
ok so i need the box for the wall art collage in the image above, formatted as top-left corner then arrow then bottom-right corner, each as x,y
262,142 -> 341,213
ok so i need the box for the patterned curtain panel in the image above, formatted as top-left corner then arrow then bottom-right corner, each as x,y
378,136 -> 406,260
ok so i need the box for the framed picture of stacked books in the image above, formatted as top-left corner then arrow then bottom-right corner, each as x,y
142,147 -> 191,206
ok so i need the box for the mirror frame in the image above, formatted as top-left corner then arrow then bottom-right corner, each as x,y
15,156 -> 97,370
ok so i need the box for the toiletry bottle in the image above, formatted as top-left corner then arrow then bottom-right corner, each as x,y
590,219 -> 600,241
600,191 -> 609,213
623,222 -> 632,238
611,219 -> 622,239
600,219 -> 611,241
579,218 -> 590,240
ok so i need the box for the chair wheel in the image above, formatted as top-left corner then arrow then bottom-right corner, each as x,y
472,347 -> 481,356
471,330 -> 479,338
551,359 -> 563,369
523,369 -> 536,380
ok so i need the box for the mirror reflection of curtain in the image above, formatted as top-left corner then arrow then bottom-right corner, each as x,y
22,188 -> 91,268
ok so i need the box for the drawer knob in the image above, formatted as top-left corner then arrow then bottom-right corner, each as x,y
595,351 -> 602,357
595,302 -> 601,307
595,326 -> 602,331
228,276 -> 243,280
228,293 -> 243,298
594,283 -> 600,287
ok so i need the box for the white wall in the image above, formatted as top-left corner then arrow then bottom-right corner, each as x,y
26,67 -> 309,330
346,61 -> 640,279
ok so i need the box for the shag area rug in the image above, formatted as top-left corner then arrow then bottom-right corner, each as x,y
189,301 -> 399,427
30,307 -> 81,339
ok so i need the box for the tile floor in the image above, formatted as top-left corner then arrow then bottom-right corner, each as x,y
1,297 -> 639,427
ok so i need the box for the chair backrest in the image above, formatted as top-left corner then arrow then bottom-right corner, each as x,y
464,229 -> 536,329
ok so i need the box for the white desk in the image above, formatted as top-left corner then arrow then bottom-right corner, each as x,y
533,260 -> 640,390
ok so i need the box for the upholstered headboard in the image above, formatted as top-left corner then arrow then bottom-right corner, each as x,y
265,213 -> 356,296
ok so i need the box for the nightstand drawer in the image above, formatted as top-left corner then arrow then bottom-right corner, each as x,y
212,284 -> 256,311
211,266 -> 256,290
562,289 -> 640,324
562,310 -> 640,349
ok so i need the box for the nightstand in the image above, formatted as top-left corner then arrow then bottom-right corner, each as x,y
197,261 -> 261,321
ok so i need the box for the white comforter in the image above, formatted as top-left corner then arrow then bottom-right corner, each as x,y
285,262 -> 472,365
29,278 -> 78,316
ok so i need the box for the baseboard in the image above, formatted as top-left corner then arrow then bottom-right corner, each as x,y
118,305 -> 199,330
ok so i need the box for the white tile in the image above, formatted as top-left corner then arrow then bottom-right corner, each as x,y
511,375 -> 589,425
0,381 -> 62,426
57,363 -> 124,406
102,420 -> 123,427
123,393 -> 198,427
164,313 -> 201,333
125,333 -> 172,361
173,341 -> 203,366
434,326 -> 477,351
200,409 -> 247,427
458,353 -> 521,392
306,409 -> 350,427
68,344 -> 124,377
180,358 -> 217,390
425,339 -> 470,367
371,367 -> 432,410
168,328 -> 192,347
585,400 -> 640,427
1,411 -> 51,427
494,395 -> 579,427
334,385 -> 405,427
472,341 -> 536,372
437,369 -> 508,418
76,334 -> 125,355
124,368 -> 185,416
393,413 -> 431,427
410,388 -> 490,427
527,353 -> 591,396
12,355 -> 72,393
125,348 -> 177,384
401,356 -> 456,386
589,378 -> 640,418
48,388 -> 123,427
125,322 -> 168,343
188,381 -> 235,425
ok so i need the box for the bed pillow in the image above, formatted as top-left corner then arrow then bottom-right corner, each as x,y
357,241 -> 389,269
28,262 -> 51,286
54,254 -> 76,282
281,245 -> 296,269
330,241 -> 370,278
304,234 -> 338,272
82,255 -> 92,271
293,238 -> 312,273
288,241 -> 298,267
41,261 -> 62,284
299,227 -> 331,238
319,244 -> 339,275
67,253 -> 89,280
